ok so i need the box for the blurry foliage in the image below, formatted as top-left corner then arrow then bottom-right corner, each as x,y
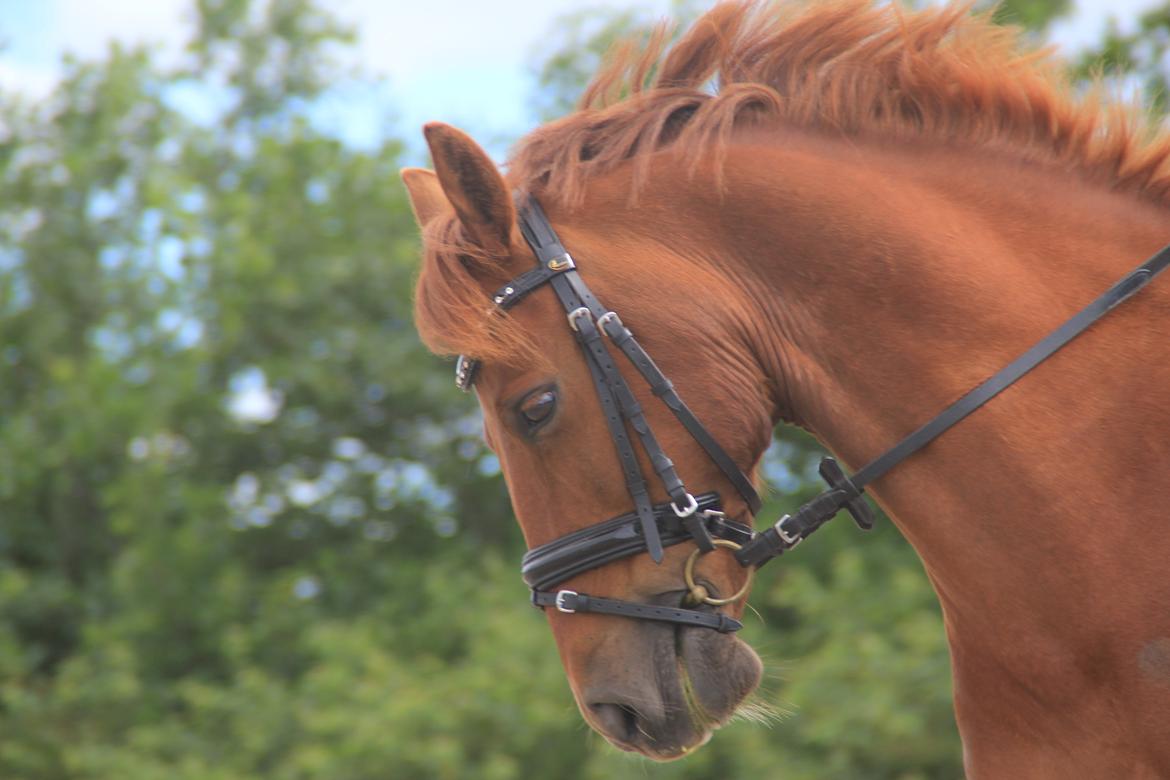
527,6 -> 646,121
986,0 -> 1072,33
0,0 -> 1163,777
1074,2 -> 1170,114
527,0 -> 716,121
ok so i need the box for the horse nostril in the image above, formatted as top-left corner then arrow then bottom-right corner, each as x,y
588,701 -> 642,745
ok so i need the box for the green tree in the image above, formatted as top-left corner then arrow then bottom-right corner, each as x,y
0,1 -> 558,777
1074,3 -> 1170,113
0,0 -> 1163,778
986,0 -> 1072,32
527,0 -> 719,121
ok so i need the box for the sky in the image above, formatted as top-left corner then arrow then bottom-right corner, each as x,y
0,0 -> 1161,163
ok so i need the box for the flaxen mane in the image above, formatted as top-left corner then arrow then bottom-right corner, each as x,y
416,0 -> 1170,361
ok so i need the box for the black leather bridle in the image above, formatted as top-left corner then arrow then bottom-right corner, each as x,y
456,193 -> 1170,634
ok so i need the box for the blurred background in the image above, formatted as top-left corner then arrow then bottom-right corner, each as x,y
0,0 -> 1165,777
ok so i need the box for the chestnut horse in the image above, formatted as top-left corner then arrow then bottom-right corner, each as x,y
403,2 -> 1170,776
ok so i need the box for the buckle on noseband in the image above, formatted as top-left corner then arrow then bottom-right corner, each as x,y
683,539 -> 754,606
671,492 -> 699,518
674,491 -> 716,550
555,590 -> 578,613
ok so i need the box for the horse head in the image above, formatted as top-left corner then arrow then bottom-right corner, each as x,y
404,122 -> 773,757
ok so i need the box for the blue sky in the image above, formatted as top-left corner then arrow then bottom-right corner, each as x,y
0,0 -> 1160,163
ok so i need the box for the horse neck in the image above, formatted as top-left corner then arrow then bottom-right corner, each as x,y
687,135 -> 1170,644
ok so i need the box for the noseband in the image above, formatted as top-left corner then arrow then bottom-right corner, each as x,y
457,194 -> 1170,634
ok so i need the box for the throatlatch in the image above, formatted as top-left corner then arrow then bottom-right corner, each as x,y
457,192 -> 1170,633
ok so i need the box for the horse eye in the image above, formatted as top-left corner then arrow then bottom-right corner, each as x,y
518,389 -> 557,431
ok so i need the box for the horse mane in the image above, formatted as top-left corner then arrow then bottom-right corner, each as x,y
514,0 -> 1170,206
416,0 -> 1170,361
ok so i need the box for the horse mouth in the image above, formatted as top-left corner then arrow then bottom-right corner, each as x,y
578,594 -> 763,760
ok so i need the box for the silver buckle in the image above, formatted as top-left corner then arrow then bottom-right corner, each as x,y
555,590 -> 578,613
775,515 -> 803,547
567,307 -> 591,332
454,355 -> 478,391
597,311 -> 620,329
671,493 -> 699,518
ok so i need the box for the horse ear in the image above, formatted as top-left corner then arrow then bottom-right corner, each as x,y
400,167 -> 448,228
423,122 -> 515,254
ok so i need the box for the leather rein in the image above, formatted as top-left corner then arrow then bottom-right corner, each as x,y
455,193 -> 1170,634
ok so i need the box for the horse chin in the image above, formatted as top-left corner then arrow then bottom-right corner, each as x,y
678,621 -> 763,734
578,614 -> 762,761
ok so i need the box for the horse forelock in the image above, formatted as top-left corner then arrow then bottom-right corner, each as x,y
414,211 -> 546,366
